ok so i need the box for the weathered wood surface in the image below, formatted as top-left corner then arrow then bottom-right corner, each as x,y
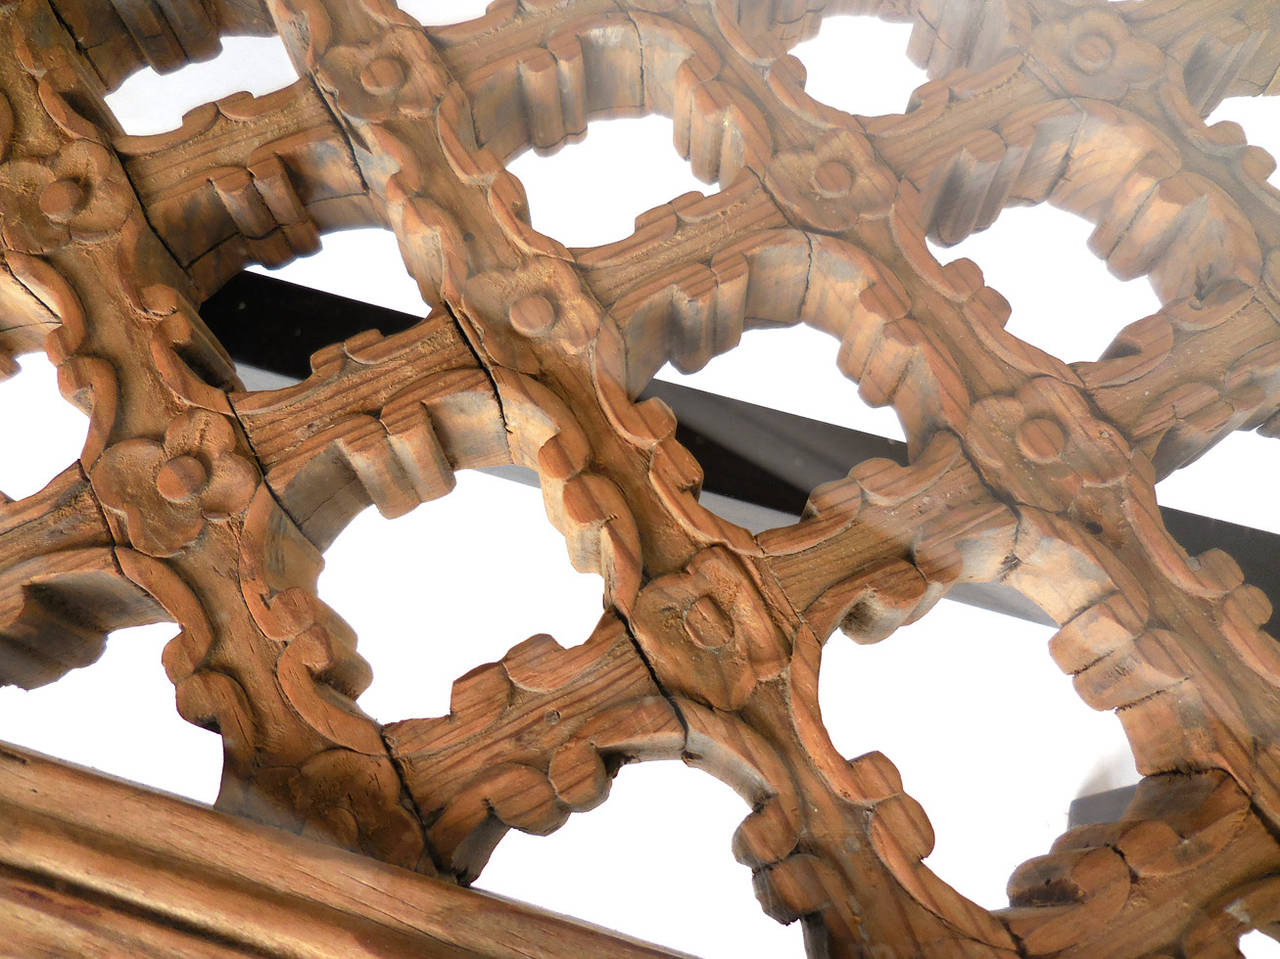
2,0 -> 1280,955
0,741 -> 691,959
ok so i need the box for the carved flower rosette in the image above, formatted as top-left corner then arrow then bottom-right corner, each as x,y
1030,9 -> 1164,101
764,128 -> 897,233
966,376 -> 1132,517
317,27 -> 448,123
632,548 -> 790,712
0,140 -> 132,253
92,410 -> 259,557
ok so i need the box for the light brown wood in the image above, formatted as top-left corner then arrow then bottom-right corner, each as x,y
0,741 -> 691,959
2,0 -> 1280,955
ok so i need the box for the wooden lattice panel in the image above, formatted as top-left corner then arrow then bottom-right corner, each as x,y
3,0 -> 1280,955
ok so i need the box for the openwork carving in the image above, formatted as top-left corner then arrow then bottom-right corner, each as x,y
2,0 -> 1280,955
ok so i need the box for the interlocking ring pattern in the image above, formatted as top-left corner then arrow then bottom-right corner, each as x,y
2,0 -> 1280,955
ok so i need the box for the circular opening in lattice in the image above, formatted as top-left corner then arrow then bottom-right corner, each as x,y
478,760 -> 805,958
472,8 -> 783,246
105,36 -> 298,136
1153,428 -> 1280,636
818,597 -> 1138,910
509,115 -> 716,249
399,0 -> 493,28
1206,97 -> 1280,188
0,622 -> 223,802
928,204 -> 1161,363
913,92 -> 1261,356
201,229 -> 426,387
789,14 -> 926,118
645,323 -> 907,531
0,351 -> 89,501
607,224 -> 919,539
1158,429 -> 1280,534
659,323 -> 905,440
318,467 -> 604,723
252,228 -> 427,316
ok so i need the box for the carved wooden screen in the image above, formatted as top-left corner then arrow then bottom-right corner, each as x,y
3,0 -> 1280,955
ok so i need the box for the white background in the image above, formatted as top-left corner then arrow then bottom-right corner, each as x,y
2,4 -> 1279,956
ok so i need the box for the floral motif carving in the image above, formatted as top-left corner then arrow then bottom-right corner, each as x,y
1030,9 -> 1164,100
0,140 -> 132,253
764,128 -> 897,232
317,28 -> 447,121
92,410 -> 257,556
4,0 -> 1280,956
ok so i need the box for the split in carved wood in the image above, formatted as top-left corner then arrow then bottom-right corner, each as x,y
2,0 -> 1280,956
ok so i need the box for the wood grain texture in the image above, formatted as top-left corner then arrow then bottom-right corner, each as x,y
0,741 -> 690,959
2,0 -> 1280,955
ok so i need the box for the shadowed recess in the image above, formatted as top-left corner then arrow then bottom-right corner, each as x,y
204,230 -> 428,384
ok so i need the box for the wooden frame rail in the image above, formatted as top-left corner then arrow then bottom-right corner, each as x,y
0,741 -> 687,959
